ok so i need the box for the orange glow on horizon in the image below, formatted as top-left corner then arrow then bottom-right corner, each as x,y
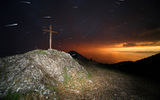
103,46 -> 160,52
97,46 -> 160,63
64,42 -> 160,64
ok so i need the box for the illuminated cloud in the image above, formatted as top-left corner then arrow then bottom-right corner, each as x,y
112,46 -> 160,53
123,42 -> 137,47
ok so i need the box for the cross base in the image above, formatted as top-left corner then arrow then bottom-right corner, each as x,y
48,48 -> 53,51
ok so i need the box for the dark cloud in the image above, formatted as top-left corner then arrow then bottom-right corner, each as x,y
123,42 -> 137,47
134,28 -> 160,42
117,50 -> 160,54
123,41 -> 160,47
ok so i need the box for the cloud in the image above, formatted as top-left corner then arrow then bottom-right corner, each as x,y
112,46 -> 160,55
123,42 -> 137,47
135,28 -> 160,42
123,41 -> 160,47
117,50 -> 160,54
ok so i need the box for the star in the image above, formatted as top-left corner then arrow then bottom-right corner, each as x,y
119,0 -> 125,2
73,6 -> 79,9
115,2 -> 121,5
5,23 -> 18,27
20,1 -> 31,5
43,16 -> 52,19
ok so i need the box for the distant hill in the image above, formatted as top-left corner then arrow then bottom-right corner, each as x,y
111,53 -> 160,79
68,51 -> 160,81
68,51 -> 105,66
68,51 -> 90,62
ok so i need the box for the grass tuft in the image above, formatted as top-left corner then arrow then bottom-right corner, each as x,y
35,50 -> 47,54
63,67 -> 71,86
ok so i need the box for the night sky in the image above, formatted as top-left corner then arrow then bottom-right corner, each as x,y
0,0 -> 160,63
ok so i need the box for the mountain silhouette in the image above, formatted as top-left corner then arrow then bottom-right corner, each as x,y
68,51 -> 91,62
112,53 -> 160,79
69,51 -> 160,81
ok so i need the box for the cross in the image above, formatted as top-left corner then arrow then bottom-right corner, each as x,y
43,24 -> 58,50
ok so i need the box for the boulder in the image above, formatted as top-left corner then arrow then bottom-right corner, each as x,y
0,49 -> 89,98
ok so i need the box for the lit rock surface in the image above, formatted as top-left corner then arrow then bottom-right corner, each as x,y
0,49 -> 89,98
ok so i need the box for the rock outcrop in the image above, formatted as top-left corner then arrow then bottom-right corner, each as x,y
0,49 -> 90,99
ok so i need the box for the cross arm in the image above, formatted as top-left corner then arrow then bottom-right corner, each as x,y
52,31 -> 58,34
43,29 -> 50,32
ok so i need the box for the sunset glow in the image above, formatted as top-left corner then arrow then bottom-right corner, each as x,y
108,46 -> 160,53
69,43 -> 160,64
1,0 -> 160,64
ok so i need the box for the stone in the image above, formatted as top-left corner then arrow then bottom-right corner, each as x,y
120,91 -> 127,96
0,49 -> 89,98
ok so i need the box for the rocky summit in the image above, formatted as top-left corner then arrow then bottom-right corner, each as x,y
0,49 -> 92,100
1,49 -> 159,100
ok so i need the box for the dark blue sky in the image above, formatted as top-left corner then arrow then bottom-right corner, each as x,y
0,0 -> 160,57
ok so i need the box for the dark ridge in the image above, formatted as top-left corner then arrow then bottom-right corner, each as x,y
68,51 -> 105,67
68,51 -> 160,81
68,51 -> 90,62
109,53 -> 160,81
